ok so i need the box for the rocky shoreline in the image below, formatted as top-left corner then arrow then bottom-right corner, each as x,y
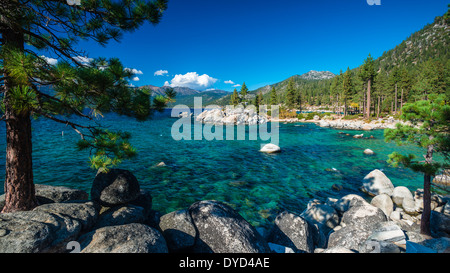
0,168 -> 448,253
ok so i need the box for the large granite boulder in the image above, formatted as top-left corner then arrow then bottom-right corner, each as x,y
33,200 -> 99,232
159,209 -> 197,252
188,200 -> 270,253
361,169 -> 395,196
91,169 -> 141,207
0,210 -> 81,253
79,223 -> 168,253
94,205 -> 146,229
268,211 -> 315,253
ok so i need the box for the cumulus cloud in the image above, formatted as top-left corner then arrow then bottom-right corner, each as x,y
166,72 -> 218,90
72,56 -> 93,65
132,76 -> 140,81
224,80 -> 235,85
233,84 -> 241,87
154,70 -> 169,76
124,68 -> 144,75
41,56 -> 58,66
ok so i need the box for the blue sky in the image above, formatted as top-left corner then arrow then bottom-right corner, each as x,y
73,0 -> 447,91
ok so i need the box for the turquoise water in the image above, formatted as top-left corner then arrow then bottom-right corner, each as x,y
0,110 -> 425,227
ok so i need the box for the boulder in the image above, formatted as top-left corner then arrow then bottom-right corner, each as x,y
430,211 -> 450,238
268,211 -> 314,253
359,239 -> 401,253
370,194 -> 394,218
129,190 -> 153,219
33,200 -> 99,232
402,197 -> 418,215
341,202 -> 387,230
363,149 -> 374,155
327,194 -> 368,213
260,143 -> 281,154
0,210 -> 81,253
353,134 -> 364,139
188,200 -> 270,253
301,204 -> 340,235
319,120 -> 330,127
91,169 -> 141,207
321,246 -> 356,253
34,184 -> 89,204
361,169 -> 395,197
391,186 -> 413,207
94,205 -> 145,229
327,224 -> 374,251
367,222 -> 406,244
159,209 -> 197,252
79,223 -> 168,253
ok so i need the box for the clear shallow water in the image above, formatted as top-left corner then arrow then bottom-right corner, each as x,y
0,110 -> 425,227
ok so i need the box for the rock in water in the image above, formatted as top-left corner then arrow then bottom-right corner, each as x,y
361,169 -> 395,197
188,200 -> 270,253
363,149 -> 374,155
260,144 -> 281,154
91,169 -> 141,207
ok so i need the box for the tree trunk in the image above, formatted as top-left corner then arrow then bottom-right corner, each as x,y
1,26 -> 38,213
366,79 -> 371,119
420,142 -> 434,236
394,82 -> 398,114
400,88 -> 404,115
377,96 -> 380,118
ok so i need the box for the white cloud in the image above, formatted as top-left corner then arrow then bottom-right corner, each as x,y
167,72 -> 218,90
224,80 -> 235,85
132,76 -> 140,81
233,84 -> 241,87
124,68 -> 144,75
164,81 -> 170,86
40,56 -> 58,66
72,56 -> 93,65
154,70 -> 169,76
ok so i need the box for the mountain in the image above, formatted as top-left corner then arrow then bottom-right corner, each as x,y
374,14 -> 449,72
212,70 -> 335,106
299,70 -> 336,80
138,85 -> 230,107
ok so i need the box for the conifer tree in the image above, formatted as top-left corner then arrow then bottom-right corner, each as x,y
231,88 -> 240,106
0,0 -> 171,212
240,82 -> 248,104
342,67 -> 354,116
285,78 -> 296,109
359,54 -> 377,119
385,94 -> 450,235
269,86 -> 277,106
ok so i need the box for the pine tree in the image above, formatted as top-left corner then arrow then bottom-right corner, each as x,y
240,82 -> 248,105
269,86 -> 278,106
285,78 -> 296,109
342,67 -> 354,116
359,54 -> 377,119
384,94 -> 450,235
231,88 -> 240,106
0,0 -> 170,213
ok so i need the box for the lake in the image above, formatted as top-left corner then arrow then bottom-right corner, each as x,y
0,110 -> 425,227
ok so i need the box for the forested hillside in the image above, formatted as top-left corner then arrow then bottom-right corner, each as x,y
217,10 -> 449,118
